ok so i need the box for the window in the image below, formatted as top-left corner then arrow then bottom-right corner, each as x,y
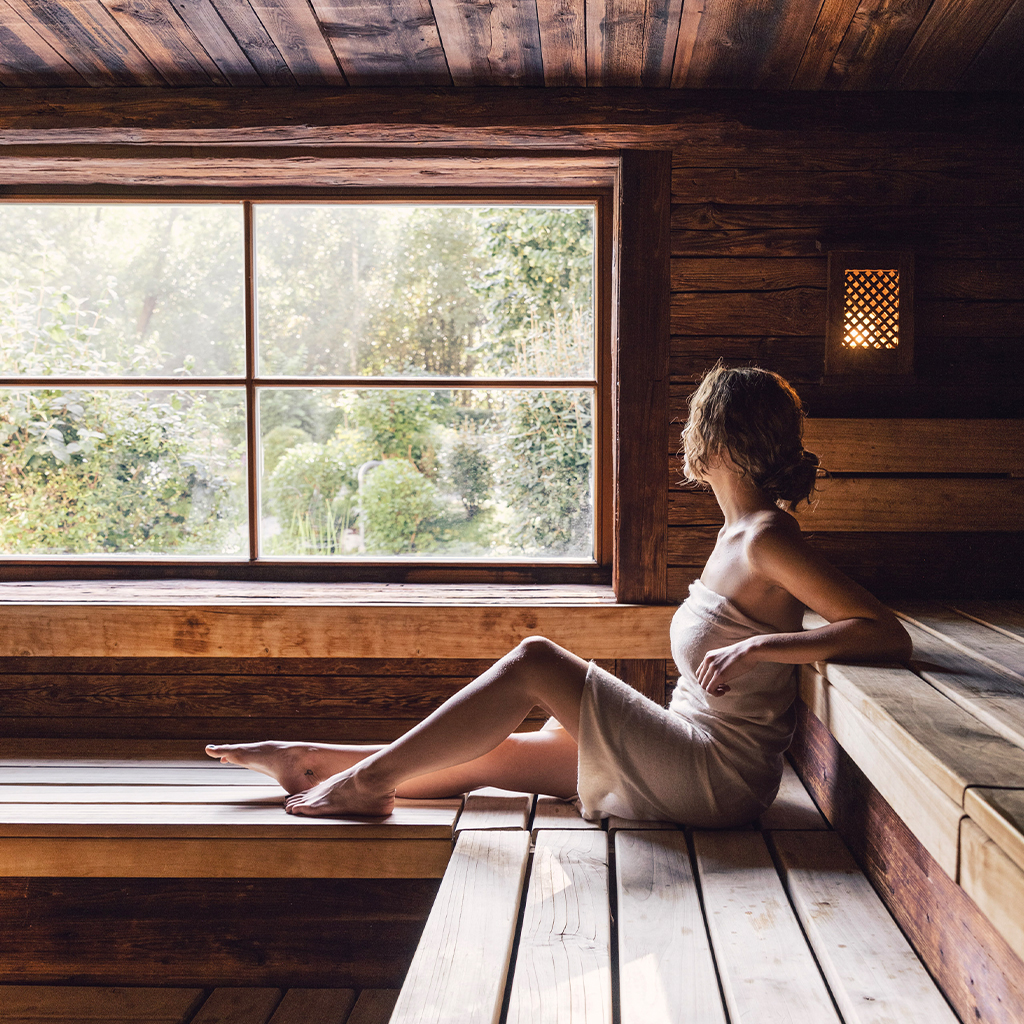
0,199 -> 607,574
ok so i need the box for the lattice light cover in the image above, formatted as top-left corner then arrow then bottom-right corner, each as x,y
843,269 -> 899,349
825,251 -> 914,376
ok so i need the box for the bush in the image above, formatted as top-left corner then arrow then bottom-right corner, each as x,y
360,459 -> 445,554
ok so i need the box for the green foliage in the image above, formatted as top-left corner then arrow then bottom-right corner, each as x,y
441,430 -> 493,516
361,459 -> 445,554
0,286 -> 243,554
348,389 -> 443,471
496,388 -> 592,556
261,425 -> 311,477
263,437 -> 362,555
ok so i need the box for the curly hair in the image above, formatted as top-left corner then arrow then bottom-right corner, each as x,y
681,363 -> 821,510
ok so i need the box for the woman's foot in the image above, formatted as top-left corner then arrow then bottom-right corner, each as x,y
204,741 -> 365,795
284,766 -> 396,818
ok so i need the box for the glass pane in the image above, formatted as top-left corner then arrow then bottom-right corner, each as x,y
260,387 -> 593,559
256,205 -> 594,379
0,388 -> 247,555
0,205 -> 244,377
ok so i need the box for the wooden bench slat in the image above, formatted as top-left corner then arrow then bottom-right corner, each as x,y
531,795 -> 600,831
345,990 -> 400,1024
810,655 -> 1024,803
693,830 -> 842,1024
772,830 -> 960,1024
901,620 -> 1024,752
605,816 -> 677,831
615,830 -> 726,1024
898,602 -> 1024,677
948,600 -> 1024,643
757,761 -> 828,830
0,766 -> 274,786
189,988 -> 283,1024
266,989 -> 357,1024
800,669 -> 963,876
455,787 -> 533,832
0,799 -> 460,837
959,817 -> 1024,964
963,788 -> 1024,874
507,830 -> 612,1024
0,837 -> 453,878
0,785 -> 287,804
0,986 -> 205,1019
390,830 -> 530,1024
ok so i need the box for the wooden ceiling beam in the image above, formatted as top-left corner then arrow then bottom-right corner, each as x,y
0,88 -> 1018,147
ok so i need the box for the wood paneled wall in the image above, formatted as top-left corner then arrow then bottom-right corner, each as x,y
667,128 -> 1023,601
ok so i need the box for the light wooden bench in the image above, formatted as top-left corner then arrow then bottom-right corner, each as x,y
795,598 -> 1024,1023
392,767 -> 956,1024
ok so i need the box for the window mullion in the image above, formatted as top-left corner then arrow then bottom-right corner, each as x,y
244,200 -> 259,562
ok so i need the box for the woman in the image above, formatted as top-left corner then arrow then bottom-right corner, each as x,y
207,364 -> 911,825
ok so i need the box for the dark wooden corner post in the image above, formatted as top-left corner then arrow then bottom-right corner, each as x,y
613,150 -> 672,703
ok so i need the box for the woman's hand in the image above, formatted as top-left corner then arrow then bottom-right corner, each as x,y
696,637 -> 763,696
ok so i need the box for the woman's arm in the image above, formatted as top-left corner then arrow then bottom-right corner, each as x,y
696,520 -> 912,692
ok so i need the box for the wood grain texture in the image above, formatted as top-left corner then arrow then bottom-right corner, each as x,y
0,985 -> 206,1019
897,602 -> 1024,676
615,830 -> 726,1024
346,989 -> 400,1024
964,788 -> 1024,874
391,830 -> 530,1024
0,602 -> 676,660
960,817 -> 1024,964
431,0 -> 544,86
889,0 -> 1018,89
791,0 -> 862,88
197,0 -> 295,84
531,795 -> 598,831
901,620 -> 1024,751
771,829 -> 959,1024
757,760 -> 828,830
798,669 -> 963,876
4,0 -> 165,86
266,988 -> 358,1024
536,0 -> 585,85
247,0 -> 346,85
962,0 -> 1024,89
615,150 -> 670,605
826,0 -> 932,90
693,829 -> 841,1024
0,876 -> 440,988
165,0 -> 264,86
0,836 -> 453,878
506,830 -> 611,1024
189,988 -> 284,1024
807,656 -> 1024,803
98,0 -> 224,86
456,787 -> 533,831
0,0 -> 88,86
950,599 -> 1024,642
790,701 -> 1024,1024
309,0 -> 449,87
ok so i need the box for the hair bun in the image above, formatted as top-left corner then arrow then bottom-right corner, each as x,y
759,448 -> 820,509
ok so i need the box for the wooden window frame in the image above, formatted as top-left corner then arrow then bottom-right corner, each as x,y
0,152 -> 670,604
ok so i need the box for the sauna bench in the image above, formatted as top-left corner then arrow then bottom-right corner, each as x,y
798,599 -> 1024,969
0,580 -> 675,660
391,765 -> 956,1024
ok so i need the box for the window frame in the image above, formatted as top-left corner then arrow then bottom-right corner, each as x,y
0,185 -> 616,585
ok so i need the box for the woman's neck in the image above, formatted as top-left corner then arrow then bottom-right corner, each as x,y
706,464 -> 777,526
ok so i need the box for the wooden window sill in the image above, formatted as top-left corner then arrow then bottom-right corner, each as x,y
0,581 -> 675,660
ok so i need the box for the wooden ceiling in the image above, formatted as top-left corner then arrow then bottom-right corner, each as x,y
0,0 -> 1020,93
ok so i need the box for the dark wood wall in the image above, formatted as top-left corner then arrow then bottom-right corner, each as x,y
665,120 -> 1023,603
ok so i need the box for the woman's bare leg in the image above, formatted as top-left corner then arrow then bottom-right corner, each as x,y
205,725 -> 579,800
276,636 -> 588,817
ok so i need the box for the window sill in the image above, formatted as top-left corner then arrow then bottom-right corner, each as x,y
0,580 -> 674,660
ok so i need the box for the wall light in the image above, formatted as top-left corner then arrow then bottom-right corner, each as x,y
825,250 -> 914,377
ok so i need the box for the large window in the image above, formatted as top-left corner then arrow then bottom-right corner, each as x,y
0,200 -> 605,569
